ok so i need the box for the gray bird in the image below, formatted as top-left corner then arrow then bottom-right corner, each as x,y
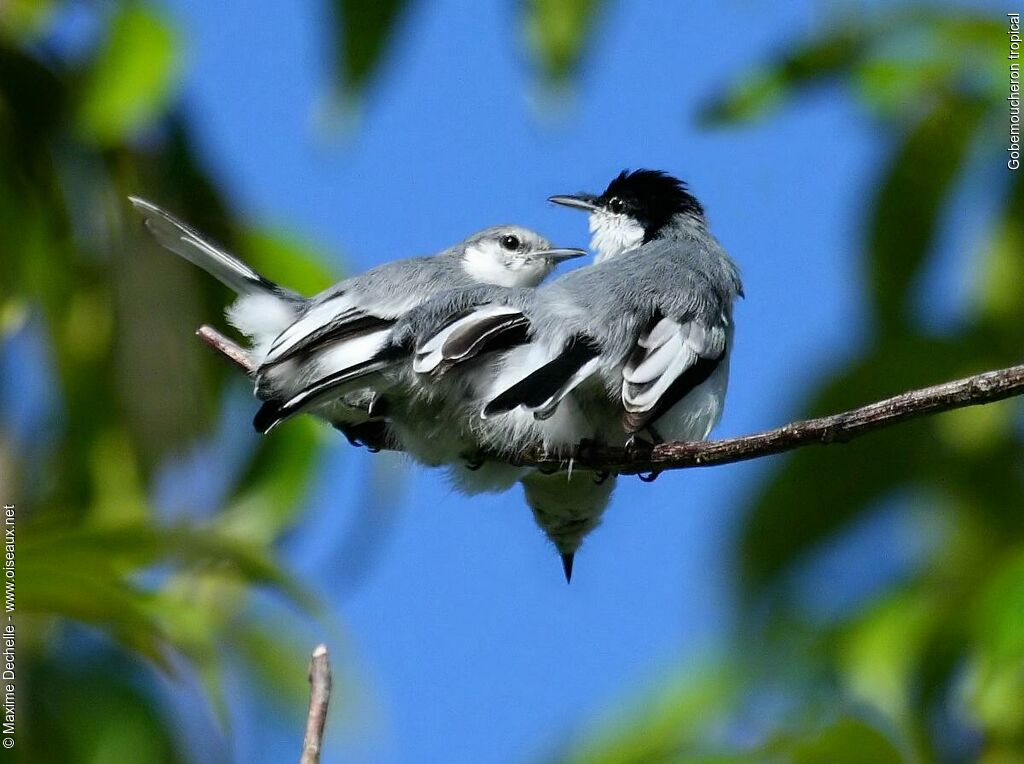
128,196 -> 584,445
240,170 -> 742,581
481,170 -> 743,449
415,170 -> 744,575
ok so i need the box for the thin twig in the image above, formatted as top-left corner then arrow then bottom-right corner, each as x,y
196,324 -> 1024,475
300,644 -> 332,764
197,325 -> 254,373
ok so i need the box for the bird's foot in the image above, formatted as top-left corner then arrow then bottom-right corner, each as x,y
625,434 -> 655,460
592,470 -> 611,485
625,435 -> 660,482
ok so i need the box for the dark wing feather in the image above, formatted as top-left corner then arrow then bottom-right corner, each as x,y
621,352 -> 723,433
483,336 -> 601,417
440,314 -> 530,364
254,346 -> 404,434
620,315 -> 727,434
262,312 -> 394,367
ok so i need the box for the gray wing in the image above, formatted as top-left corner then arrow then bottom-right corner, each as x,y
620,314 -> 728,433
412,305 -> 529,373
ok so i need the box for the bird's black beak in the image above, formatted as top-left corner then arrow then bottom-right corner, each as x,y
548,193 -> 599,212
537,247 -> 587,263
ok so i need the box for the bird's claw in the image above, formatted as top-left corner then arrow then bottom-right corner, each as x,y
638,471 -> 661,483
592,470 -> 611,485
625,434 -> 654,460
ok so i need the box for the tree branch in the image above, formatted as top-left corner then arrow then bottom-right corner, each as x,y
196,325 -> 1024,475
300,644 -> 332,764
197,325 -> 254,372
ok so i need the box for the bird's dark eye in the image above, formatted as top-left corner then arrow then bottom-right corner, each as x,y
608,197 -> 625,214
500,234 -> 520,250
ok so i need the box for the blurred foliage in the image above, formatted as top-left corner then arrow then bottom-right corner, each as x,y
524,0 -> 603,85
4,1 -> 1022,763
559,7 -> 1024,764
1,2 -> 340,760
330,0 -> 413,97
326,0 -> 603,101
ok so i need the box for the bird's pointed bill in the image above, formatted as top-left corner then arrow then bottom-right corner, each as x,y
548,194 -> 599,212
560,553 -> 575,583
537,247 -> 587,262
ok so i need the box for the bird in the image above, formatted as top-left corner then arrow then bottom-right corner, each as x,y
481,169 -> 744,450
249,276 -> 615,583
128,196 -> 584,447
415,170 -> 744,575
216,170 -> 742,582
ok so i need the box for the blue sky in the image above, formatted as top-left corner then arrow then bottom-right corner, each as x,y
117,0 -> 994,761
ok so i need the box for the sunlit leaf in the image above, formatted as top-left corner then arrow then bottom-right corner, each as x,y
524,0 -> 602,85
974,173 -> 1024,333
232,619 -> 315,715
965,549 -> 1024,736
761,717 -> 904,763
76,5 -> 180,145
837,588 -> 939,724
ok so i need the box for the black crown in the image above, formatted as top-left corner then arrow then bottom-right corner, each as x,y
600,169 -> 704,238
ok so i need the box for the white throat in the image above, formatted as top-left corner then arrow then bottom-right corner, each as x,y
462,244 -> 541,287
589,211 -> 645,262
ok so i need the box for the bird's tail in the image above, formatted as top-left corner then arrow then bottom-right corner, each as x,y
253,346 -> 404,434
129,196 -> 302,359
520,469 -> 616,583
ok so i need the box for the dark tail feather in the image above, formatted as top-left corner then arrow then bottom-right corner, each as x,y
253,353 -> 398,434
253,400 -> 286,434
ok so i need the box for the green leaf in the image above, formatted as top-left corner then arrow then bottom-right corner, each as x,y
19,555 -> 174,669
524,0 -> 602,85
762,717 -> 904,764
331,0 -> 410,96
76,5 -> 180,145
865,95 -> 985,332
0,0 -> 56,42
20,521 -> 316,615
240,226 -> 338,295
837,589 -> 939,724
973,172 -> 1024,334
699,27 -> 866,125
738,335 -> 972,593
558,662 -> 739,764
965,549 -> 1024,737
220,416 -> 325,543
